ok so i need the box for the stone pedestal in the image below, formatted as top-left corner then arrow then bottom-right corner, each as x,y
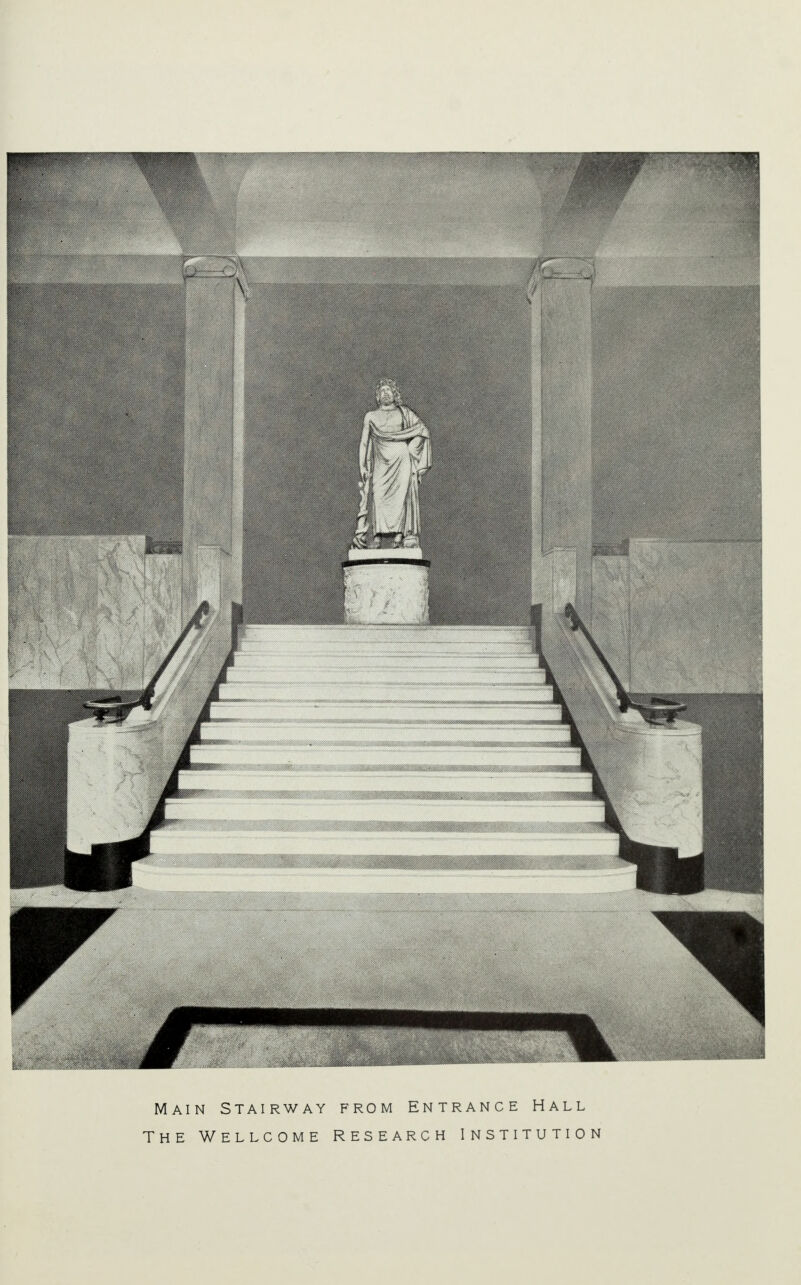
342,552 -> 430,623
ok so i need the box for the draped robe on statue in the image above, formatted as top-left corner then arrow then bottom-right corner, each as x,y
353,405 -> 432,545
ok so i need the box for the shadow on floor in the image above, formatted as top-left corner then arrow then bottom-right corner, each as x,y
653,911 -> 764,1024
10,908 -> 116,1012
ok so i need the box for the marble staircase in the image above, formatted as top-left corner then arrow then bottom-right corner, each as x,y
133,625 -> 636,893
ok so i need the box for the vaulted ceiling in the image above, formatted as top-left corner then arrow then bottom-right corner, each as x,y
7,152 -> 758,286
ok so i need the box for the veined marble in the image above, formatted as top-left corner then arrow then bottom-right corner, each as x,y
629,539 -> 762,693
541,612 -> 703,858
143,554 -> 183,677
67,547 -> 232,855
197,543 -> 228,612
9,536 -> 98,687
592,555 -> 630,688
532,548 -> 576,621
551,547 -> 577,616
67,718 -> 163,854
343,563 -> 429,624
9,535 -> 188,690
96,536 -> 146,689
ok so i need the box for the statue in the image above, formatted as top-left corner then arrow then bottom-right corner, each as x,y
351,378 -> 432,550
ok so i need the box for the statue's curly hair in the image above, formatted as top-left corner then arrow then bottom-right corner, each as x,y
375,377 -> 401,405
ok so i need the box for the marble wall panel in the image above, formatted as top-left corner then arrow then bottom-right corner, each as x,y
143,554 -> 183,677
9,537 -> 98,687
197,543 -> 223,611
10,535 -> 186,690
592,555 -> 630,688
629,540 -> 762,694
96,536 -> 146,689
551,548 -> 577,616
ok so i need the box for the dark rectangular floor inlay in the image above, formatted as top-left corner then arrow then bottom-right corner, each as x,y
140,1007 -> 616,1068
10,908 -> 116,1012
654,911 -> 764,1024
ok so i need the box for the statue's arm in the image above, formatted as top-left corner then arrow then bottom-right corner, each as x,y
406,409 -> 432,477
358,413 -> 373,479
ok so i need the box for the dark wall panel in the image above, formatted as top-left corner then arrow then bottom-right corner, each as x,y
243,285 -> 531,624
8,284 -> 185,540
592,286 -> 760,545
9,690 -> 138,887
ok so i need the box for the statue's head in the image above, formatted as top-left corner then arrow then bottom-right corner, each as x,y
375,378 -> 401,407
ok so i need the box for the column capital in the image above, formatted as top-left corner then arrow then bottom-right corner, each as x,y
183,254 -> 250,300
526,257 -> 595,301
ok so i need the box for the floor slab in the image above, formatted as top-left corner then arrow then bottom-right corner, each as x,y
11,884 -> 759,914
11,905 -> 764,1068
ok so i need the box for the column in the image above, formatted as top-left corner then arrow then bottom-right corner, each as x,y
527,257 -> 594,620
181,254 -> 249,618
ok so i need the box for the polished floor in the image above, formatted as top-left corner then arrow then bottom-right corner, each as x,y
10,884 -> 764,1069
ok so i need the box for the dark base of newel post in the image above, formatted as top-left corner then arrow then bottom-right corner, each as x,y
64,838 -> 148,891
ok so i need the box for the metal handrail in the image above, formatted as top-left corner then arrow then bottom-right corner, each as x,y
564,602 -> 686,726
84,599 -> 211,723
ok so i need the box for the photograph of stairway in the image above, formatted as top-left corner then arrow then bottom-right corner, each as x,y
8,151 -> 763,1070
137,625 -> 633,894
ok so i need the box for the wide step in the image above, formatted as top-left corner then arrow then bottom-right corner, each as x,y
191,742 -> 580,767
239,625 -> 531,641
210,698 -> 559,722
134,850 -> 634,894
149,818 -> 621,858
178,766 -> 591,793
165,790 -> 604,824
201,721 -> 567,743
219,680 -> 547,702
232,655 -> 541,673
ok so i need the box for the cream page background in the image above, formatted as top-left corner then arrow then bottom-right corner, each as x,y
0,1 -> 799,1281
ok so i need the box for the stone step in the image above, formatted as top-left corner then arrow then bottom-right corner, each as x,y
236,644 -> 537,660
163,790 -> 605,824
226,667 -> 547,685
239,625 -> 531,641
133,851 -> 635,894
149,818 -> 621,858
200,720 -> 567,743
218,680 -> 548,702
190,742 -> 581,767
209,699 -> 559,723
231,654 -> 542,673
177,766 -> 593,794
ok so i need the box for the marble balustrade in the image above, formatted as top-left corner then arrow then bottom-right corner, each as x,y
542,610 -> 703,859
535,548 -> 703,860
9,536 -> 183,689
67,546 -> 232,855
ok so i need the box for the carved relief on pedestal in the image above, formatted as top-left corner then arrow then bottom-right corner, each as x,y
343,564 -> 429,625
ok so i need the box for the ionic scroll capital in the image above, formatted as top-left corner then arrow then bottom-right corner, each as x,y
183,255 -> 250,300
526,257 -> 595,301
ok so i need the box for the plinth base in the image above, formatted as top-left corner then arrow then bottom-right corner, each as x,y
342,557 -> 430,624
